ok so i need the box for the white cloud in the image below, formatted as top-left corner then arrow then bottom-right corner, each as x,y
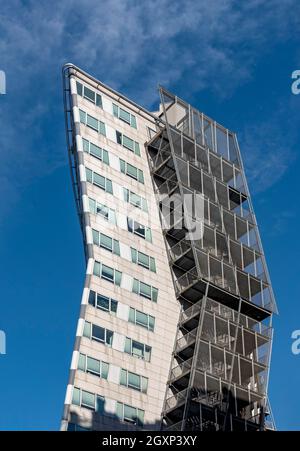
0,0 -> 299,222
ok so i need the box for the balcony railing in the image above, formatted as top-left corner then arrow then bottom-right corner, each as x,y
179,299 -> 203,324
175,328 -> 198,353
169,357 -> 193,382
164,388 -> 188,412
174,267 -> 199,295
169,239 -> 191,262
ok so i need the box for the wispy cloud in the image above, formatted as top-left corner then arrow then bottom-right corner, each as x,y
240,98 -> 299,194
0,0 -> 299,222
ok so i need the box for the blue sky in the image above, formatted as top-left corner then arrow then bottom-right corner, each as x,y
0,0 -> 300,430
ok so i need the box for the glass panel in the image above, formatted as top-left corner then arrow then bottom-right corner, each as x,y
138,252 -> 149,268
101,362 -> 109,380
83,321 -> 91,338
115,270 -> 122,286
120,369 -> 127,386
88,290 -> 96,306
78,354 -> 86,371
90,143 -> 102,159
87,114 -> 98,131
140,282 -> 151,299
72,387 -> 80,406
152,287 -> 158,302
123,135 -> 134,151
92,325 -> 105,342
89,198 -> 96,214
124,337 -> 131,354
99,122 -> 106,136
100,233 -> 113,251
76,82 -> 83,96
111,299 -> 118,313
92,229 -> 99,245
113,104 -> 118,117
134,142 -> 140,156
131,115 -> 137,129
94,173 -> 105,189
87,356 -> 100,375
119,108 -> 131,124
96,396 -> 105,414
101,265 -> 114,282
129,307 -> 135,323
86,168 -> 93,183
124,405 -> 137,423
96,94 -> 102,108
97,294 -> 110,311
106,330 -> 114,346
82,137 -> 89,152
116,402 -> 123,420
141,377 -> 148,393
127,163 -> 138,179
81,390 -> 95,409
136,310 -> 148,328
132,340 -> 144,358
79,109 -> 86,123
149,316 -> 155,331
84,86 -> 95,102
128,372 -> 140,390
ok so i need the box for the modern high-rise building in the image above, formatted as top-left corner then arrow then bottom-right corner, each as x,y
61,64 -> 277,431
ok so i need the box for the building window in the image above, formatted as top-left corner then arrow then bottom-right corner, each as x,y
93,261 -> 122,286
83,321 -> 114,347
76,81 -> 102,108
128,308 -> 155,331
89,198 -> 116,224
119,159 -> 144,184
115,402 -> 144,426
92,229 -> 120,255
82,138 -> 109,164
124,337 -> 151,362
78,353 -> 109,380
79,109 -> 106,136
127,217 -> 152,242
131,248 -> 156,272
132,279 -> 158,302
116,131 -> 140,156
72,387 -> 105,413
113,104 -> 137,128
86,168 -> 113,194
88,290 -> 118,314
123,188 -> 148,212
120,369 -> 148,393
